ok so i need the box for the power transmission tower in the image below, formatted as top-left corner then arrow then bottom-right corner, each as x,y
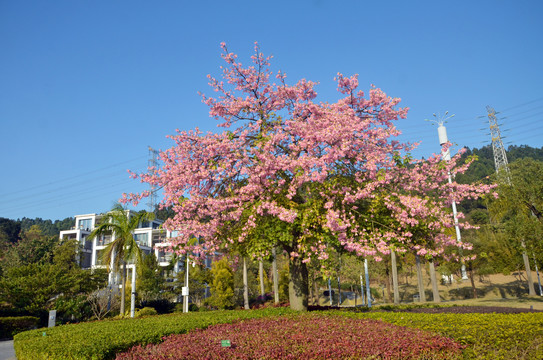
147,146 -> 159,213
486,106 -> 511,184
486,106 -> 537,296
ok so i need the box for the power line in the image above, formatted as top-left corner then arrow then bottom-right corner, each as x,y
499,96 -> 543,113
0,156 -> 147,199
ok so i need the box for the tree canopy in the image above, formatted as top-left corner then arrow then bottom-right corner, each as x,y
123,43 -> 494,310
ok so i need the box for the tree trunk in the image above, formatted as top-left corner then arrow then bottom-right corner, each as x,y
384,265 -> 393,303
521,241 -> 536,296
120,262 -> 126,315
468,264 -> 478,299
243,257 -> 250,310
312,270 -> 318,305
288,256 -> 309,311
415,255 -> 426,302
429,261 -> 441,303
272,247 -> 279,304
391,251 -> 400,305
359,274 -> 365,306
259,260 -> 265,298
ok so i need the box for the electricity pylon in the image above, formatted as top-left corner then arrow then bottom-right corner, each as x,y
486,106 -> 511,184
485,106 -> 537,296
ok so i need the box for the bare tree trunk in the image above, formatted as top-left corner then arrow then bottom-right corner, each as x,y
429,261 -> 441,303
415,255 -> 426,302
384,264 -> 393,303
313,271 -> 318,305
468,264 -> 478,299
289,256 -> 309,311
272,247 -> 279,304
259,260 -> 265,298
391,251 -> 400,305
243,257 -> 249,309
521,241 -> 536,296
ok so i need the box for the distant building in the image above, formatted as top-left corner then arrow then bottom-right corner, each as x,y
59,212 -> 182,281
59,212 -> 214,303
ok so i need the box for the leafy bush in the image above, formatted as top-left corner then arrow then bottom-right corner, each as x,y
138,299 -> 174,314
133,307 -> 157,318
13,307 -> 543,359
338,311 -> 543,360
116,314 -> 464,359
14,308 -> 293,360
0,316 -> 39,339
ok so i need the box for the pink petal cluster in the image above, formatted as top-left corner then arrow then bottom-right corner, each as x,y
121,43 -> 495,265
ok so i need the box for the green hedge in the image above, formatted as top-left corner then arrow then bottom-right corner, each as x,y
0,316 -> 40,339
335,311 -> 543,360
14,307 -> 293,360
14,307 -> 543,360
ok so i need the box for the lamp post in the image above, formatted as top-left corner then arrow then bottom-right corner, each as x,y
183,254 -> 190,313
427,112 -> 469,280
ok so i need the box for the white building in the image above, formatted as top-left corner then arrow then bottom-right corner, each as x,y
59,212 -> 182,278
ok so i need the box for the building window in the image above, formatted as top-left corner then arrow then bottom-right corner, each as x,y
134,233 -> 148,247
78,218 -> 92,230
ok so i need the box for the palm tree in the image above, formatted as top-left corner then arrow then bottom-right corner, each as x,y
89,204 -> 155,316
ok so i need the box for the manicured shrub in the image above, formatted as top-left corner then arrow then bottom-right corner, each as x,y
14,307 -> 293,360
13,307 -> 543,360
134,307 -> 157,318
116,314 -> 464,359
0,316 -> 39,339
138,299 -> 174,314
338,311 -> 543,360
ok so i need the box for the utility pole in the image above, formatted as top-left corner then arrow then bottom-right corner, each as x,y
183,254 -> 190,313
147,146 -> 159,213
364,258 -> 372,308
427,112 -> 468,280
486,106 -> 536,296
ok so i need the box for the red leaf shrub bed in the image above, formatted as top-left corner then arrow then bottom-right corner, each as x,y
116,314 -> 464,359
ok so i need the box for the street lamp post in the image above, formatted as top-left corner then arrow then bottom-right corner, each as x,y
427,112 -> 469,280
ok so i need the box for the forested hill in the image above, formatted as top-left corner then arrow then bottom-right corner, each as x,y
457,144 -> 543,184
0,217 -> 74,245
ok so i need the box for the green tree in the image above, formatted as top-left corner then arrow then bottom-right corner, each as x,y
88,205 -> 155,316
0,240 -> 107,321
490,158 -> 543,295
208,258 -> 235,309
138,253 -> 166,302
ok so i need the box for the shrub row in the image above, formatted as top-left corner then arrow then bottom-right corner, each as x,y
117,313 -> 464,359
336,310 -> 543,360
13,307 -> 293,360
14,307 -> 543,359
0,316 -> 39,339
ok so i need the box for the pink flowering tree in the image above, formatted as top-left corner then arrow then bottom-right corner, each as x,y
123,43 -> 494,310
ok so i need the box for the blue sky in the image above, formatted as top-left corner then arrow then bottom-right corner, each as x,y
1,0 -> 542,221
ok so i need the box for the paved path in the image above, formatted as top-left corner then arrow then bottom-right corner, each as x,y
0,340 -> 16,360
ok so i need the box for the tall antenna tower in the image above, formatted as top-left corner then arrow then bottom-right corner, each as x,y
147,146 -> 159,212
486,106 -> 511,183
485,106 -> 538,296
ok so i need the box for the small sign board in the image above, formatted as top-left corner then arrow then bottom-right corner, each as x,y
48,310 -> 57,328
221,340 -> 231,348
181,286 -> 188,296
